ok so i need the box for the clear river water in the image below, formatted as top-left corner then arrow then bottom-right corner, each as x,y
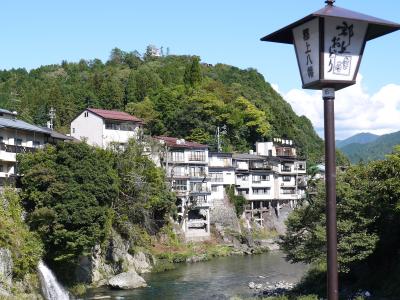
84,251 -> 306,300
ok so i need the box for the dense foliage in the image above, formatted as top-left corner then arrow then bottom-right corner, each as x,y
226,185 -> 247,217
0,188 -> 43,279
0,47 -> 326,164
16,141 -> 176,282
18,142 -> 119,267
281,146 -> 400,296
113,139 -> 176,236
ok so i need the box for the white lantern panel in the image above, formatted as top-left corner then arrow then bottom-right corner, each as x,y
323,17 -> 368,81
293,18 -> 320,85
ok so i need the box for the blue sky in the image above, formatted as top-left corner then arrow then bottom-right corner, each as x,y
1,0 -> 400,139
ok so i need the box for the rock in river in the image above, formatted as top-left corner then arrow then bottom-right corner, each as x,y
108,271 -> 147,290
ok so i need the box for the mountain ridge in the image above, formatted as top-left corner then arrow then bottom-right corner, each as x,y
340,131 -> 400,163
336,132 -> 380,148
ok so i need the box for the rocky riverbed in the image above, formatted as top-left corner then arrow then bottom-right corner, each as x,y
248,279 -> 295,297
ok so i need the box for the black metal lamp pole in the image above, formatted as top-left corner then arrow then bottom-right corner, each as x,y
261,1 -> 399,299
323,87 -> 338,300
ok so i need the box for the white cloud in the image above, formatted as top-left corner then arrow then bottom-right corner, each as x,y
279,74 -> 400,140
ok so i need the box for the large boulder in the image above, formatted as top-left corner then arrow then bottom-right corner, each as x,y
108,271 -> 147,289
0,248 -> 13,286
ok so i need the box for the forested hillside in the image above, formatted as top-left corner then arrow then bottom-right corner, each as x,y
0,48 -> 324,164
340,131 -> 400,163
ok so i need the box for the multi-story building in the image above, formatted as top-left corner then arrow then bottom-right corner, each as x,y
0,108 -> 71,186
208,152 -> 235,203
233,139 -> 307,226
70,108 -> 143,149
153,136 -> 211,240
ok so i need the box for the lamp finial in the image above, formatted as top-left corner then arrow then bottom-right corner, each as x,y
325,0 -> 335,6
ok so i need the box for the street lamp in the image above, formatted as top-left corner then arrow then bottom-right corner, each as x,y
261,1 -> 400,299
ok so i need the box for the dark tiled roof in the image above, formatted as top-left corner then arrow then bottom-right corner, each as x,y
87,108 -> 143,123
39,127 -> 74,140
0,118 -> 50,134
154,136 -> 208,149
208,152 -> 232,157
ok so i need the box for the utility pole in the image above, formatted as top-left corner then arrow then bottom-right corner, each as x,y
48,107 -> 56,130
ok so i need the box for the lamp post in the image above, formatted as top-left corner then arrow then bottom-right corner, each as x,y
261,1 -> 399,299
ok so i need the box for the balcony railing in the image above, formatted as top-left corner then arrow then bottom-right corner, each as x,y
189,186 -> 210,193
189,156 -> 206,162
0,143 -> 39,154
250,162 -> 272,170
189,172 -> 207,178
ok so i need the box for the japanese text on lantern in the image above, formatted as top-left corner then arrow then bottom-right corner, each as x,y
328,21 -> 354,76
303,28 -> 314,79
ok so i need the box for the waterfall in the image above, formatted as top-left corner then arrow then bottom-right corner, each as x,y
38,261 -> 70,300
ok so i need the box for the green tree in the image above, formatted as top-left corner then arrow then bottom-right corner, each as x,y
114,139 -> 175,233
18,142 -> 119,279
184,56 -> 202,88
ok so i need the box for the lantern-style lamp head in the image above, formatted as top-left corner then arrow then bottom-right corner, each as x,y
261,2 -> 400,90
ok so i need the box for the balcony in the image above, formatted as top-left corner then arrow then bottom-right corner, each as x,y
189,186 -> 211,194
276,147 -> 296,157
249,161 -> 272,170
0,143 -> 38,153
189,171 -> 207,179
281,166 -> 292,172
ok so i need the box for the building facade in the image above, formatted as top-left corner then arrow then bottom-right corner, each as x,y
70,108 -> 143,149
208,152 -> 235,203
153,136 -> 211,240
0,109 -> 71,186
233,140 -> 306,226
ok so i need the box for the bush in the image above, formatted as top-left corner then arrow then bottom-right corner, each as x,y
0,188 -> 43,279
226,185 -> 246,217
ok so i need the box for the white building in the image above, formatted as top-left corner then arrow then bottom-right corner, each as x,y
70,108 -> 143,149
233,139 -> 307,226
0,108 -> 71,186
208,152 -> 235,203
153,136 -> 211,240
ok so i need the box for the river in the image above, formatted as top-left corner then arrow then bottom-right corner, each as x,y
84,251 -> 306,300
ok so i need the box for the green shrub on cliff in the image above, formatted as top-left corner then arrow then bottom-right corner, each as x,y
0,188 -> 43,279
18,142 -> 119,277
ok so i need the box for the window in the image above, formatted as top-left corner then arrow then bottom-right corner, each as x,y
237,175 -> 248,181
252,174 -> 270,182
281,165 -> 291,172
33,141 -> 41,148
0,165 -> 3,172
238,189 -> 249,195
281,188 -> 296,194
211,186 -> 218,192
210,172 -> 223,182
223,157 -> 231,167
84,111 -> 89,117
0,136 -> 3,144
72,128 -> 75,133
297,163 -> 305,170
190,166 -> 205,177
169,166 -> 186,177
173,180 -> 187,191
15,139 -> 22,146
252,188 -> 270,195
169,151 -> 184,162
190,182 -> 208,193
283,176 -> 291,182
189,151 -> 205,161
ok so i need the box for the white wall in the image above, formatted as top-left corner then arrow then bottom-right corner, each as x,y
71,111 -> 104,147
103,125 -> 141,149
